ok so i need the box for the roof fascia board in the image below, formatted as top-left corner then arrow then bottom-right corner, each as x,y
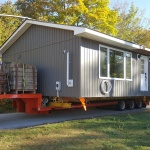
145,48 -> 150,52
0,20 -> 85,54
1,20 -> 150,54
0,20 -> 32,54
77,28 -> 143,50
28,20 -> 85,35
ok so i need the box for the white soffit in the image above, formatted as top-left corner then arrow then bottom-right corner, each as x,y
75,28 -> 142,51
0,20 -> 150,54
0,20 -> 85,54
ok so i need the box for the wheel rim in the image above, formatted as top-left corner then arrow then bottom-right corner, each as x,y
129,100 -> 135,109
136,100 -> 142,108
118,101 -> 125,110
120,101 -> 125,109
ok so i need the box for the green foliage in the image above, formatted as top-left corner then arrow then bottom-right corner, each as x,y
15,0 -> 50,21
15,0 -> 118,35
135,29 -> 150,48
0,99 -> 15,113
114,2 -> 141,41
0,1 -> 21,47
112,1 -> 150,48
1,0 -> 150,48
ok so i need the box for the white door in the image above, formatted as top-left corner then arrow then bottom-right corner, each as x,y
141,56 -> 148,91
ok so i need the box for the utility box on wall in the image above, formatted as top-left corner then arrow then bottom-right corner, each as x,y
56,81 -> 61,91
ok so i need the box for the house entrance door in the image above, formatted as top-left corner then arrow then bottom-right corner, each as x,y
141,56 -> 148,91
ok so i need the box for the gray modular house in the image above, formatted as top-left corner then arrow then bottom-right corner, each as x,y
0,20 -> 150,98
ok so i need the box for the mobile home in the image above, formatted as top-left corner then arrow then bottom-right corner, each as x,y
0,20 -> 150,111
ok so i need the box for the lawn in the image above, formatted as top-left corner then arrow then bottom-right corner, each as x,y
0,111 -> 150,150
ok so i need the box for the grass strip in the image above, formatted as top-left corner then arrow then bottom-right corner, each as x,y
0,112 -> 150,150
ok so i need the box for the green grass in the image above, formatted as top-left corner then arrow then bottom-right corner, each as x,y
0,111 -> 150,150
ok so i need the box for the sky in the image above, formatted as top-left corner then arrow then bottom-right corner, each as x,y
0,0 -> 150,19
110,0 -> 150,18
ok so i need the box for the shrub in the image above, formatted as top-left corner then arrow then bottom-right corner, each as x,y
0,99 -> 16,113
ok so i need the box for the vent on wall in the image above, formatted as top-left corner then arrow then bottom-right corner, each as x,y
100,80 -> 112,94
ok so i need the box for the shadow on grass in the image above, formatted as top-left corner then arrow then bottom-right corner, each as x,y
1,112 -> 150,150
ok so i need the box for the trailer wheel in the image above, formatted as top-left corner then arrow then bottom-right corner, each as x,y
117,101 -> 126,111
135,100 -> 142,109
127,100 -> 135,110
142,103 -> 146,108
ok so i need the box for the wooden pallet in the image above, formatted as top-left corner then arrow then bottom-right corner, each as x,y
7,63 -> 37,94
0,64 -> 7,94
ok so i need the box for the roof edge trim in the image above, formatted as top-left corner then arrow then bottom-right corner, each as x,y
0,20 -> 150,54
77,28 -> 145,50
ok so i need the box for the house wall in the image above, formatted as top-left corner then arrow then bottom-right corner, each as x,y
3,25 -> 81,97
80,38 -> 150,97
3,25 -> 150,98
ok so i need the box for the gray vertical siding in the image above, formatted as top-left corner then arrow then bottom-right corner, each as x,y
80,38 -> 150,97
3,25 -> 150,98
80,39 -> 99,97
3,25 -> 81,97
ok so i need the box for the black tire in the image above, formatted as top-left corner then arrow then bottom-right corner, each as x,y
117,100 -> 126,111
142,103 -> 146,108
135,100 -> 142,109
127,100 -> 135,110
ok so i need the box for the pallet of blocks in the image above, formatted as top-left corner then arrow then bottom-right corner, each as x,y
8,63 -> 37,94
0,64 -> 7,94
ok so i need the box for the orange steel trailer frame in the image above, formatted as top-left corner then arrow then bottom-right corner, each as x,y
0,94 -> 52,114
0,94 -> 149,114
0,94 -> 119,114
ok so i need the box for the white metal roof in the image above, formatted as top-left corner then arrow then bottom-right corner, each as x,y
0,20 -> 150,55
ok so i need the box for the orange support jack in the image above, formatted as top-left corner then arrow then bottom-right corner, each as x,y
79,98 -> 87,111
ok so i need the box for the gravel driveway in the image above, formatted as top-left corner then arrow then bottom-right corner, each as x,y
0,106 -> 150,130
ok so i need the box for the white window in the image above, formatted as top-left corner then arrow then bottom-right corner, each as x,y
99,45 -> 132,80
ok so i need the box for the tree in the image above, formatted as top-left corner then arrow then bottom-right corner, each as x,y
135,29 -> 150,48
15,0 -> 118,35
15,0 -> 50,21
0,1 -> 21,47
112,1 -> 150,48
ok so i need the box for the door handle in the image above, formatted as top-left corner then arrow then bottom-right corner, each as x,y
145,74 -> 147,81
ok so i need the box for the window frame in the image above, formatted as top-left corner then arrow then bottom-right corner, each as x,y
99,45 -> 132,81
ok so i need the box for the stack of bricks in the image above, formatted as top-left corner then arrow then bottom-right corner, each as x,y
8,63 -> 37,94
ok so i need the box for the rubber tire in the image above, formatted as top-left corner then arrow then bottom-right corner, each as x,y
117,100 -> 126,111
142,103 -> 146,108
127,100 -> 135,110
136,100 -> 142,109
